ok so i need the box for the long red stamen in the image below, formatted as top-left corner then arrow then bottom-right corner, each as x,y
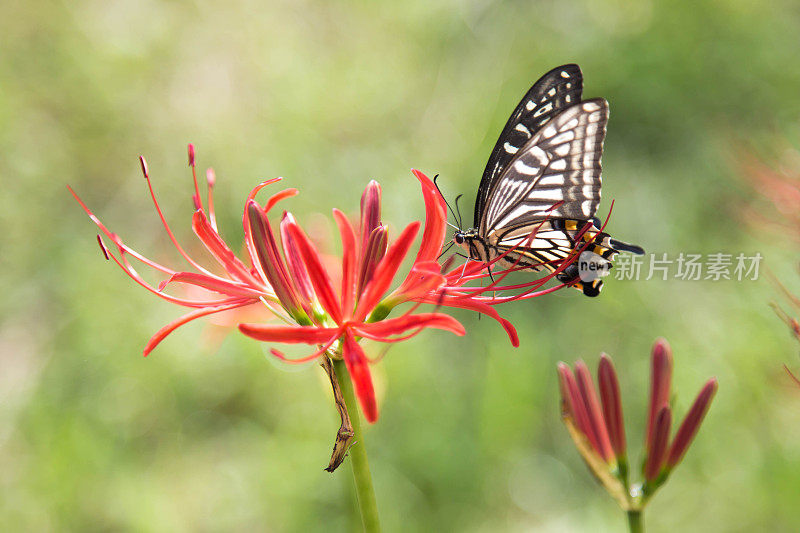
103,241 -> 247,307
138,155 -> 216,277
187,143 -> 204,213
69,185 -> 176,276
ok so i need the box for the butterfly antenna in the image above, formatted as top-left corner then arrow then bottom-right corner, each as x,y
454,194 -> 464,229
438,241 -> 455,260
433,174 -> 463,229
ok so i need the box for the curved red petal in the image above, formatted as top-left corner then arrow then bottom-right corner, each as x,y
238,323 -> 340,344
287,222 -> 343,324
192,209 -> 262,286
342,331 -> 378,423
161,271 -> 265,298
280,213 -> 316,303
354,312 -> 465,339
265,188 -> 299,213
411,169 -> 448,264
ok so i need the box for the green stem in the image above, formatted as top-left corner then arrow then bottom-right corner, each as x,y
333,359 -> 381,532
627,510 -> 644,533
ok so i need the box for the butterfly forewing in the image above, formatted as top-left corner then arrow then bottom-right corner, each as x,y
474,64 -> 584,226
480,98 -> 610,239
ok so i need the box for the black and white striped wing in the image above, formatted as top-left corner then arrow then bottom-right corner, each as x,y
492,221 -> 576,269
480,98 -> 609,238
474,64 -> 583,227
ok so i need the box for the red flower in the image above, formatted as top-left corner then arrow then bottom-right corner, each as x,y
238,176 -> 465,422
70,146 -> 467,424
557,338 -> 717,510
71,148 -> 580,425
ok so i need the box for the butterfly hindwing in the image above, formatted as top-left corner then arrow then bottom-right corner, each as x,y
474,64 -> 584,226
480,98 -> 610,238
493,223 -> 573,270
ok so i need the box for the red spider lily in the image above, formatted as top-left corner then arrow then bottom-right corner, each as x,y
557,338 -> 717,511
69,145 -> 468,424
237,176 -> 466,422
70,147 -> 577,425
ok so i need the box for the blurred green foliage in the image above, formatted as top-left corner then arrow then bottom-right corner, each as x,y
2,0 -> 800,530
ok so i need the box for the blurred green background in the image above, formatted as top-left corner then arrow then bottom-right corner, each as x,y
3,0 -> 800,530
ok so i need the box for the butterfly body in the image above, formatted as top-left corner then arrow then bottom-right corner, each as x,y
454,64 -> 643,297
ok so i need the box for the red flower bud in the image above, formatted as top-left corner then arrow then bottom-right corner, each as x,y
666,378 -> 717,468
360,180 -> 382,252
598,353 -> 626,458
575,360 -> 615,463
645,406 -> 671,481
647,338 -> 672,449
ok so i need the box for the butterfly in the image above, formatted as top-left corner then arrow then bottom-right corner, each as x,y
452,64 -> 644,296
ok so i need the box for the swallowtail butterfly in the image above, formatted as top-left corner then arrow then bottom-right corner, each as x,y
453,64 -> 644,296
